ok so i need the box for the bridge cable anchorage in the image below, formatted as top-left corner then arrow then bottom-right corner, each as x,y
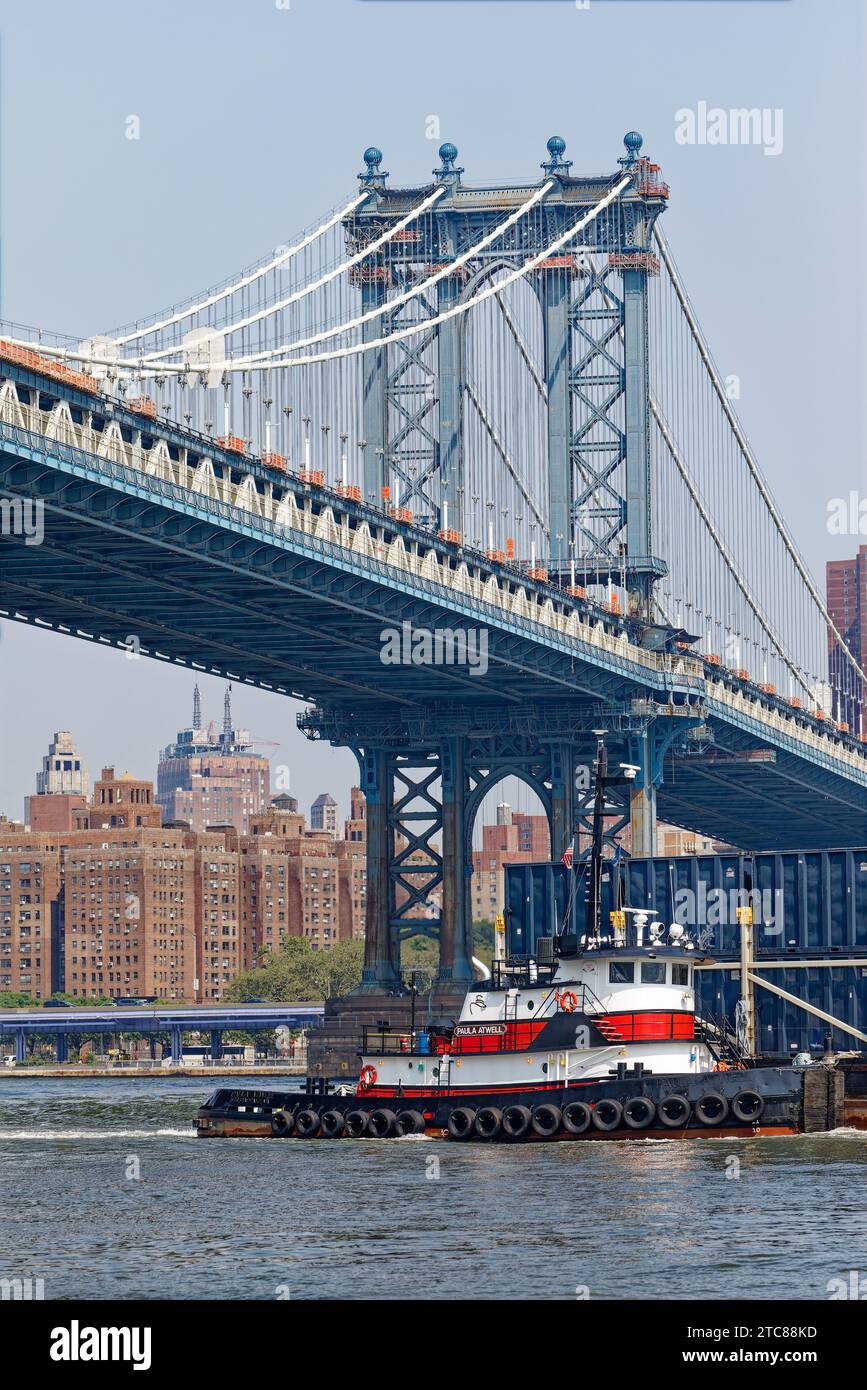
654,222 -> 867,700
197,180 -> 557,368
110,191 -> 368,347
136,185 -> 450,365
651,396 -> 812,701
220,175 -> 632,372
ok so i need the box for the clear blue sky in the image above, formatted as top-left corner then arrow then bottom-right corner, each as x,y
0,0 -> 864,822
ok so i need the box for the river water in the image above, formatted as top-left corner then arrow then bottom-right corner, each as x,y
1,1076 -> 865,1301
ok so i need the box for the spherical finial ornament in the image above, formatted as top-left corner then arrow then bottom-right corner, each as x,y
624,131 -> 643,155
438,142 -> 458,167
363,147 -> 383,170
547,135 -> 567,160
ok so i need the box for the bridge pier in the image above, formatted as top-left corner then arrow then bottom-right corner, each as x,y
55,1032 -> 68,1064
550,741 -> 577,862
170,1026 -> 182,1065
15,1029 -> 26,1063
439,737 -> 474,987
209,1029 -> 223,1061
357,749 -> 402,992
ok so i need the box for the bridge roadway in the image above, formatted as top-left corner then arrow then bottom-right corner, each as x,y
0,1003 -> 324,1063
0,358 -> 866,855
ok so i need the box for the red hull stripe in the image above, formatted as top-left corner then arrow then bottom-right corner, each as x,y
357,1078 -> 595,1100
594,1011 -> 694,1042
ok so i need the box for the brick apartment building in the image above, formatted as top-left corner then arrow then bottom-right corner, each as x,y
1,772 -> 368,1003
471,805 -> 551,923
827,546 -> 867,735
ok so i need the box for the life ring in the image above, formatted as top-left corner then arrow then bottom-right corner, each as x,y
559,989 -> 578,1013
359,1064 -> 377,1090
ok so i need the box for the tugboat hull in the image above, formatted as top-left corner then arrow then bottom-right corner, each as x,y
196,1065 -> 805,1141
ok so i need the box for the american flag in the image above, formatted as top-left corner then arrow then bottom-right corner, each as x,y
561,840 -> 574,868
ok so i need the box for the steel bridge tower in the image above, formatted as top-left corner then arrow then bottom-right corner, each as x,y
311,134 -> 674,995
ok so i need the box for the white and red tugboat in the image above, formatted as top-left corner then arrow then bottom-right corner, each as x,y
196,917 -> 803,1141
197,741 -> 807,1143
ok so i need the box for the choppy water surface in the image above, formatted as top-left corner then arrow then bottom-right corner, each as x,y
1,1076 -> 865,1300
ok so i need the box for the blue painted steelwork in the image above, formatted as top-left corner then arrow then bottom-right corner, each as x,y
346,133 -> 667,603
504,855 -> 867,1052
0,1004 -> 323,1036
506,852 -> 867,958
697,968 -> 867,1056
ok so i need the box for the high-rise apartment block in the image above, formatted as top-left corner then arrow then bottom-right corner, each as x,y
827,547 -> 866,735
156,685 -> 270,834
25,731 -> 89,830
1,764 -> 368,1002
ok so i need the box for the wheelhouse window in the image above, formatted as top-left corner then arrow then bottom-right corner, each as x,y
609,961 -> 634,983
640,962 -> 666,984
672,964 -> 690,986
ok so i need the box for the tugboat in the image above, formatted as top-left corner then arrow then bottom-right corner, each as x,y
196,741 -> 811,1143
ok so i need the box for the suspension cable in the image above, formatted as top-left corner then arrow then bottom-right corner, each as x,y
655,223 -> 867,696
113,192 -> 367,345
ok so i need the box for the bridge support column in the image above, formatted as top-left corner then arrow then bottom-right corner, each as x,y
623,262 -> 653,618
210,1029 -> 222,1061
629,720 -> 691,859
438,736 -> 474,988
361,278 -> 389,505
630,775 -> 658,859
55,1032 -> 68,1064
170,1026 -> 182,1065
540,262 -> 573,572
357,749 -> 401,992
15,1029 -> 26,1063
550,741 -> 577,862
438,272 -> 464,534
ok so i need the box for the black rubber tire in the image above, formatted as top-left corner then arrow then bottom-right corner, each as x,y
731,1089 -> 765,1124
531,1103 -> 562,1138
591,1099 -> 623,1132
294,1108 -> 321,1138
344,1109 -> 369,1138
695,1091 -> 729,1126
270,1110 -> 294,1137
368,1108 -> 397,1138
446,1107 -> 476,1140
319,1109 -> 345,1138
656,1094 -> 691,1128
474,1106 -> 503,1140
623,1096 -> 655,1131
501,1104 -> 532,1139
395,1109 -> 426,1136
562,1101 -> 592,1135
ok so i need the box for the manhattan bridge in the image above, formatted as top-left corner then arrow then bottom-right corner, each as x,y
0,132 -> 865,990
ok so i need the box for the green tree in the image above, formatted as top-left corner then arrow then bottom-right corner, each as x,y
224,936 -> 365,1003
